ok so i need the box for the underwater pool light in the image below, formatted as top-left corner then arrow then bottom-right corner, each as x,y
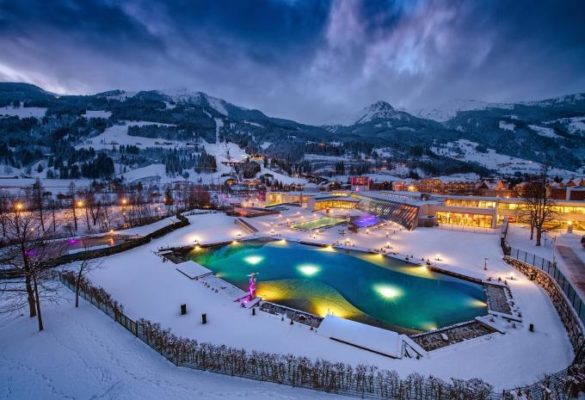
244,255 -> 264,265
298,264 -> 320,276
375,284 -> 403,300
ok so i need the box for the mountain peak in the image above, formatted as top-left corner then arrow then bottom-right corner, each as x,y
368,100 -> 395,111
156,89 -> 230,116
355,100 -> 398,124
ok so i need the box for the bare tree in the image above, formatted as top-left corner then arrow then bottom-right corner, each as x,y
187,185 -> 211,209
48,197 -> 58,233
0,204 -> 64,331
0,191 -> 9,242
84,190 -> 103,229
31,178 -> 46,232
521,167 -> 556,246
68,182 -> 80,232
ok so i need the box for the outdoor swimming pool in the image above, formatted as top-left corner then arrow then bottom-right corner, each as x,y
291,216 -> 347,231
191,240 -> 487,333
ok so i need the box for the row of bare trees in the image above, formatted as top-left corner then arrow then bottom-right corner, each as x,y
1,181 -> 211,244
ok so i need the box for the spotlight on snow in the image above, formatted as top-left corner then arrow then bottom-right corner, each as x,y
375,285 -> 403,300
298,264 -> 320,277
244,255 -> 263,265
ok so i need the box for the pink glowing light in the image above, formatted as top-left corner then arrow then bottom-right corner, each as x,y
248,273 -> 257,299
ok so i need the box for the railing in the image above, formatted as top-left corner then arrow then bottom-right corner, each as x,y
435,224 -> 497,235
500,221 -> 585,328
499,220 -> 585,399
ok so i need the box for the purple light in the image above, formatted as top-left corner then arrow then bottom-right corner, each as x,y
352,214 -> 380,228
68,238 -> 80,245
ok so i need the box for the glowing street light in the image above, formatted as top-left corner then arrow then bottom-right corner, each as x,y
14,202 -> 23,211
77,201 -> 84,207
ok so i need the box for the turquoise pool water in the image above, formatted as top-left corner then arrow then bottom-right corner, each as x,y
291,216 -> 346,231
191,240 -> 487,333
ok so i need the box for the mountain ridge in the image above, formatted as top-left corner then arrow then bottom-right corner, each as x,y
0,82 -> 584,178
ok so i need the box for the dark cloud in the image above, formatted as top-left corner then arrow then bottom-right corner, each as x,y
0,0 -> 583,124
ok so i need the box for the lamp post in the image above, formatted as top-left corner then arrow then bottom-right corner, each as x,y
72,197 -> 78,231
78,200 -> 90,231
13,202 -> 23,235
484,257 -> 488,271
121,198 -> 128,226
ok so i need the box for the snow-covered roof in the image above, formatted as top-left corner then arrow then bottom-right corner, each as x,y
176,261 -> 213,279
317,315 -> 403,359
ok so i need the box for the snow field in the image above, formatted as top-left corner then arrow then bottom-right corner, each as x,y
0,289 -> 337,400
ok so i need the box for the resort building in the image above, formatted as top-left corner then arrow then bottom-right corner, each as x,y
265,189 -> 585,231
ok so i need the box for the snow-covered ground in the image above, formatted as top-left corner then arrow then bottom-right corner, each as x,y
0,177 -> 92,193
83,110 -> 112,119
411,99 -> 512,122
77,121 -> 180,150
67,210 -> 576,391
0,289 -> 337,400
499,121 -> 516,132
0,104 -> 47,118
432,139 -> 577,176
545,116 -> 585,136
529,124 -> 561,139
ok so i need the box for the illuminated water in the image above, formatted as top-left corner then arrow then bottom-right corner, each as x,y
191,240 -> 487,333
291,216 -> 347,231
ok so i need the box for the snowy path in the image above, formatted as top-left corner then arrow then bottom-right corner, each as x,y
0,289 -> 338,400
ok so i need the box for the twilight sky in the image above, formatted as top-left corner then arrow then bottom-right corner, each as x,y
0,0 -> 584,124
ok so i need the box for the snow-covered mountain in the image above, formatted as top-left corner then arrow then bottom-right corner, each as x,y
411,99 -> 512,122
355,101 -> 402,124
1,82 -> 584,179
156,89 -> 232,116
